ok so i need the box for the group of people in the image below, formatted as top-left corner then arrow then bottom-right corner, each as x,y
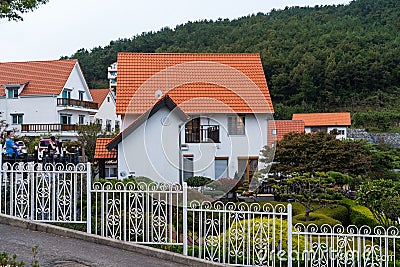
4,130 -> 59,162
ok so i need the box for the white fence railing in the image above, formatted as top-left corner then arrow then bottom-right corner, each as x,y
0,162 -> 89,223
2,168 -> 400,267
89,181 -> 185,245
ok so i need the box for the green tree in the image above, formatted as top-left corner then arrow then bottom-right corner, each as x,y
76,123 -> 115,162
0,0 -> 49,21
272,172 -> 343,221
356,179 -> 400,227
261,132 -> 371,177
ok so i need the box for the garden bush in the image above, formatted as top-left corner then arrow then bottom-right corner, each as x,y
340,199 -> 377,227
202,190 -> 225,198
184,176 -> 212,187
293,213 -> 341,227
315,205 -> 349,225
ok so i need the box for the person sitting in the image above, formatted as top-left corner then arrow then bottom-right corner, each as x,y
48,136 -> 59,163
5,130 -> 18,160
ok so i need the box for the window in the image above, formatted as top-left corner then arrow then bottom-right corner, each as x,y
105,166 -> 118,179
11,114 -> 23,124
337,130 -> 345,135
183,155 -> 194,181
7,87 -> 19,98
107,96 -> 110,102
60,114 -> 71,124
238,157 -> 258,181
215,157 -> 228,179
78,91 -> 84,101
62,89 -> 71,99
115,120 -> 120,130
96,118 -> 103,125
272,129 -> 277,136
106,119 -> 112,132
78,115 -> 85,125
228,115 -> 245,135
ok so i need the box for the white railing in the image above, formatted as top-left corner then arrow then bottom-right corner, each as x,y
0,162 -> 89,223
186,201 -> 292,266
293,224 -> 400,267
2,170 -> 400,267
89,181 -> 185,245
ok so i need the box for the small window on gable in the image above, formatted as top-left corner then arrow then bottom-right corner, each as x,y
272,129 -> 277,136
228,115 -> 245,135
79,91 -> 84,101
7,87 -> 19,99
107,96 -> 110,102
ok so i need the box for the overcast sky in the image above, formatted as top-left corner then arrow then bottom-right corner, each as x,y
0,0 -> 350,62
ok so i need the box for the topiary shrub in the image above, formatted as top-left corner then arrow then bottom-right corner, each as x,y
315,205 -> 350,225
184,176 -> 212,187
341,198 -> 377,227
202,190 -> 225,198
293,213 -> 341,227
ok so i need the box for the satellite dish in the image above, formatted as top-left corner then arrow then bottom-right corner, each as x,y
155,90 -> 163,99
119,170 -> 127,178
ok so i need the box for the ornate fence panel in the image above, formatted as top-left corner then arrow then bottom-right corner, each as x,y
90,181 -> 185,245
186,201 -> 292,266
292,223 -> 400,267
0,162 -> 89,223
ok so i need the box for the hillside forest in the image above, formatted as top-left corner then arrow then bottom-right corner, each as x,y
63,0 -> 400,132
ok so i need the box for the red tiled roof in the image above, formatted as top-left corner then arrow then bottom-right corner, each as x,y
292,113 -> 351,127
90,89 -> 111,106
116,53 -> 273,114
94,138 -> 117,159
268,120 -> 305,146
0,59 -> 77,96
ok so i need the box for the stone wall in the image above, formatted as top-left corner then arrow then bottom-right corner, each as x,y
348,129 -> 400,148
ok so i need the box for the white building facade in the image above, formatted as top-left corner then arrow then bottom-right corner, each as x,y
0,59 -> 98,140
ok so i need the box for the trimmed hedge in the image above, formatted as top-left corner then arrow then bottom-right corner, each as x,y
341,198 -> 377,227
315,205 -> 350,225
293,213 -> 341,227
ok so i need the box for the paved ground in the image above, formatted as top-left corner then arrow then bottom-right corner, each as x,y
0,223 -> 186,267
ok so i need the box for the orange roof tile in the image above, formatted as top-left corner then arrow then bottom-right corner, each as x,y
0,59 -> 77,96
292,113 -> 351,127
90,89 -> 111,106
268,120 -> 305,146
116,53 -> 273,114
94,138 -> 117,159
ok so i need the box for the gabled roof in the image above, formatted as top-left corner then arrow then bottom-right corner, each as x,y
292,112 -> 351,127
90,89 -> 112,106
268,120 -> 305,146
94,138 -> 117,159
116,53 -> 273,114
0,59 -> 77,96
106,94 -> 188,150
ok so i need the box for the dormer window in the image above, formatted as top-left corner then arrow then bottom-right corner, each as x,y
7,87 -> 19,99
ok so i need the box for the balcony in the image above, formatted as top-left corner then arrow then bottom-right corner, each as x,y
185,125 -> 220,143
57,98 -> 98,110
21,124 -> 77,132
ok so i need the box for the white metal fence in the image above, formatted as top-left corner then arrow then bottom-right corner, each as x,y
1,167 -> 400,267
89,181 -> 186,245
0,162 -> 89,223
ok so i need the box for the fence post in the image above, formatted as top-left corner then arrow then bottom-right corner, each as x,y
86,162 -> 92,234
287,204 -> 293,267
182,182 -> 188,256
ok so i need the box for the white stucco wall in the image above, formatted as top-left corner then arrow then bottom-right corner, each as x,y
180,113 -> 269,179
304,126 -> 348,139
92,92 -> 121,131
117,107 -> 183,183
64,64 -> 92,101
117,110 -> 271,182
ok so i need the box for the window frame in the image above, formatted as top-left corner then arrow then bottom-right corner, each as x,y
11,114 -> 23,124
228,115 -> 246,135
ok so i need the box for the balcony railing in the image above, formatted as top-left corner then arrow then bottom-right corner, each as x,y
185,125 -> 220,143
21,124 -> 77,132
57,98 -> 98,110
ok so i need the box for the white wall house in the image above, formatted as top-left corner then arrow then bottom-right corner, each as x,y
292,112 -> 351,139
90,89 -> 121,133
104,53 -> 274,184
0,59 -> 98,140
